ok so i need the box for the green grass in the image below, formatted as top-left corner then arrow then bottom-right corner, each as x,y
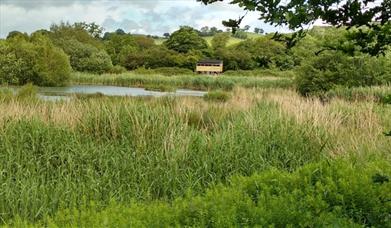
324,85 -> 391,104
144,84 -> 176,92
203,90 -> 231,102
0,91 -> 328,222
71,72 -> 294,91
11,159 -> 391,227
0,87 -> 390,225
154,32 -> 262,46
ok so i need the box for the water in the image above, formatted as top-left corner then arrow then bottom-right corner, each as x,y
32,85 -> 207,100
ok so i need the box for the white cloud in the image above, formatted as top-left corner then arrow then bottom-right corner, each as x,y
0,0 -> 291,38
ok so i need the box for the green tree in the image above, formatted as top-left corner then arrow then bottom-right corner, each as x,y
6,31 -> 29,40
164,26 -> 208,53
200,0 -> 391,56
235,37 -> 289,68
74,22 -> 104,39
211,32 -> 230,50
296,52 -> 391,95
60,39 -> 112,74
104,33 -> 135,65
0,35 -> 71,86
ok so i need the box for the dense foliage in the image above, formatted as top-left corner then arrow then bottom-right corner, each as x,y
164,26 -> 208,53
200,0 -> 391,56
1,21 -> 390,93
296,52 -> 391,95
0,34 -> 71,86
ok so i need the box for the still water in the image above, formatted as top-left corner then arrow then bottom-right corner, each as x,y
28,85 -> 207,100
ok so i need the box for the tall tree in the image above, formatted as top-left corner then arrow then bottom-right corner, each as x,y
164,26 -> 208,53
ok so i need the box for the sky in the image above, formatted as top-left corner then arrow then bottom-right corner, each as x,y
0,0 -> 292,38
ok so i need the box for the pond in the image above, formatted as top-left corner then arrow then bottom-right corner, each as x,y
7,85 -> 207,101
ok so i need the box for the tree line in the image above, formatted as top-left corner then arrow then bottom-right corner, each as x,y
0,22 -> 390,95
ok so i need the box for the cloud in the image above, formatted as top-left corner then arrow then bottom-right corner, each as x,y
0,0 -> 290,38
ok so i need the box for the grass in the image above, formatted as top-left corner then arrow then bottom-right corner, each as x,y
154,32 -> 261,46
203,90 -> 231,102
0,86 -> 390,225
144,84 -> 176,92
324,85 -> 391,104
10,159 -> 391,227
71,72 -> 294,91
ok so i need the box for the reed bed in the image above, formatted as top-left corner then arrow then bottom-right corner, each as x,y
266,90 -> 391,158
71,72 -> 294,91
0,87 -> 390,224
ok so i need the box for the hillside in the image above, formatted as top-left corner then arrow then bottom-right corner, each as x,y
154,32 -> 263,46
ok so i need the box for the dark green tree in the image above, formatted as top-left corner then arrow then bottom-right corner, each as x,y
164,26 -> 208,53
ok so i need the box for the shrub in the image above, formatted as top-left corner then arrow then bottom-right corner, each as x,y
58,39 -> 113,74
0,35 -> 72,86
296,52 -> 391,96
203,90 -> 231,102
380,93 -> 391,104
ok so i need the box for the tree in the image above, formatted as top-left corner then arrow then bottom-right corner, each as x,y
163,33 -> 170,38
115,29 -> 126,35
254,28 -> 264,34
211,32 -> 230,50
200,26 -> 210,36
49,22 -> 103,48
232,30 -> 247,39
74,22 -> 104,39
243,25 -> 251,31
164,26 -> 208,53
199,0 -> 391,55
1,34 -> 71,86
6,31 -> 29,40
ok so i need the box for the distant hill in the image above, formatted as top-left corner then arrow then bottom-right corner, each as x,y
154,32 -> 264,46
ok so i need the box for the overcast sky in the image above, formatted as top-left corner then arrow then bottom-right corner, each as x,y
0,0 -> 291,38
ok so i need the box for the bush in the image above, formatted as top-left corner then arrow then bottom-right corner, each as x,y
0,35 -> 72,86
296,52 -> 391,96
203,90 -> 231,102
58,39 -> 113,74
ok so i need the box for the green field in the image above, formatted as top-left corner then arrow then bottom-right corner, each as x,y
154,32 -> 262,46
1,81 -> 390,226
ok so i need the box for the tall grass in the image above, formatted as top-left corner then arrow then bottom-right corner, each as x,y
11,159 -> 391,227
0,89 -> 326,222
0,87 -> 390,224
324,85 -> 391,104
71,72 -> 294,91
